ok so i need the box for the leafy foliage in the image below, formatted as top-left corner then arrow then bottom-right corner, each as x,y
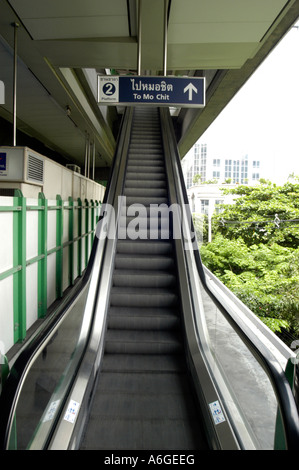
199,178 -> 299,337
213,180 -> 299,248
200,235 -> 299,334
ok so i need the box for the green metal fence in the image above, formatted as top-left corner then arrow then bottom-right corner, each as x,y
0,190 -> 101,350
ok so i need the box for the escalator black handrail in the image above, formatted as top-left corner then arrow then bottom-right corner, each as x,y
0,108 -> 132,450
160,107 -> 299,450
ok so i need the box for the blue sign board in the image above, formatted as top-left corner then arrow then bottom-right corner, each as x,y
98,76 -> 205,108
0,153 -> 7,171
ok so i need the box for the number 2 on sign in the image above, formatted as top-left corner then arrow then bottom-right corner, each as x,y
103,83 -> 116,96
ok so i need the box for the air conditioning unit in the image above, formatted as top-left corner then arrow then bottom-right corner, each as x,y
0,147 -> 44,185
66,164 -> 81,174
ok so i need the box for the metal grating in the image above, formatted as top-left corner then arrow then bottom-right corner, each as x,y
27,153 -> 44,184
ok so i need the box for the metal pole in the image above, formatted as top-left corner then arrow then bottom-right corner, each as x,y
87,140 -> 91,179
137,0 -> 142,75
92,142 -> 95,180
84,134 -> 88,177
12,23 -> 19,146
163,0 -> 168,76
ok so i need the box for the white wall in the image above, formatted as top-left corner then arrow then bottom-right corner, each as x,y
0,146 -> 106,202
0,197 -> 14,354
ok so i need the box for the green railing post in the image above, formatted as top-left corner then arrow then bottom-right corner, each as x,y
94,200 -> 99,240
85,198 -> 89,268
90,199 -> 95,244
77,198 -> 83,277
68,196 -> 74,286
38,193 -> 48,318
13,189 -> 26,343
56,195 -> 63,299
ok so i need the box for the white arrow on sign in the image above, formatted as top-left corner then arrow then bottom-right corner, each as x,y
184,83 -> 198,101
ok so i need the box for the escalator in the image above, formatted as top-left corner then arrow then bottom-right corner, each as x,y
0,106 -> 299,451
80,107 -> 208,449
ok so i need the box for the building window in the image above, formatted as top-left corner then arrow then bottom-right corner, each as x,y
241,159 -> 248,184
213,159 -> 220,166
233,160 -> 240,183
225,159 -> 232,179
252,173 -> 260,181
186,168 -> 193,189
186,143 -> 207,187
200,199 -> 209,215
194,143 -> 200,175
253,161 -> 260,168
200,144 -> 207,182
213,171 -> 220,179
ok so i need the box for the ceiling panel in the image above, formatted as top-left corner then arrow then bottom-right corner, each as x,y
168,22 -> 271,44
8,0 -> 129,40
168,43 -> 259,70
167,0 -> 291,70
22,16 -> 129,40
36,40 -> 137,69
169,0 -> 289,44
169,0 -> 288,24
8,0 -> 128,19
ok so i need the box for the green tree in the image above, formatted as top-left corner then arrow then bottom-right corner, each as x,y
199,178 -> 299,338
193,174 -> 201,184
200,235 -> 299,335
212,180 -> 299,248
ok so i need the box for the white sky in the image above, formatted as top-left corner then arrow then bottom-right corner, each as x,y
196,21 -> 299,184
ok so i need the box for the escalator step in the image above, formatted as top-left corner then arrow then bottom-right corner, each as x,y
118,215 -> 171,230
118,229 -> 173,241
116,240 -> 173,255
120,217 -> 168,232
108,306 -> 180,331
126,159 -> 164,167
124,179 -> 166,189
129,148 -> 163,155
124,187 -> 167,198
126,172 -> 166,180
120,204 -> 171,217
96,371 -> 190,394
101,354 -> 186,373
105,330 -> 182,355
110,286 -> 178,308
114,254 -> 175,270
125,196 -> 168,206
80,369 -> 206,450
130,137 -> 162,143
127,152 -> 163,160
112,269 -> 176,288
81,415 -> 204,450
126,165 -> 165,174
86,388 -> 196,421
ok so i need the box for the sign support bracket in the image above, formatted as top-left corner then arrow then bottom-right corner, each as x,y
163,0 -> 168,76
137,0 -> 142,76
12,22 -> 20,147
